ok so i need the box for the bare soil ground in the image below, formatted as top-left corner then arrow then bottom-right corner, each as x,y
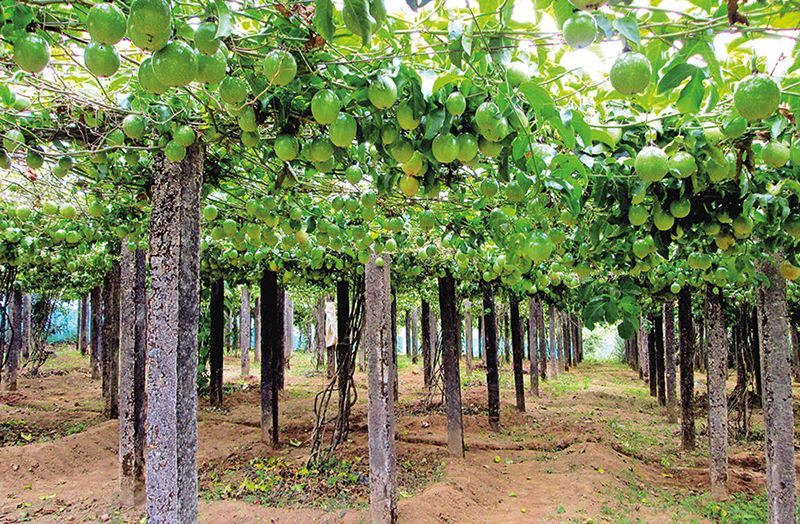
0,347 -> 792,523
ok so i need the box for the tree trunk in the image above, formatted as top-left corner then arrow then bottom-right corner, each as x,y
529,299 -> 540,395
756,255 -> 797,523
482,284 -> 500,431
391,291 -> 398,401
146,144 -> 203,523
1,289 -> 22,391
561,312 -> 570,372
478,314 -> 484,361
648,316 -> 657,398
654,311 -> 666,406
503,311 -> 510,364
76,295 -> 86,356
209,278 -> 225,406
102,260 -> 121,419
664,301 -> 677,423
638,316 -> 648,381
119,244 -> 147,507
404,310 -> 411,359
705,284 -> 728,497
464,301 -> 473,373
326,295 -> 336,379
90,286 -> 103,380
240,287 -> 251,378
438,273 -> 464,457
260,270 -> 281,447
421,299 -> 433,389
21,293 -> 32,360
548,304 -> 558,378
791,323 -> 800,384
315,297 -> 325,369
678,288 -> 696,450
283,292 -> 292,379
411,308 -> 418,363
254,298 -> 261,364
509,296 -> 525,411
365,254 -> 397,524
335,280 -> 350,435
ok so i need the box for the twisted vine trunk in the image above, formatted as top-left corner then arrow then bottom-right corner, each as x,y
705,284 -> 728,497
483,284 -> 500,431
756,255 -> 797,523
365,254 -> 397,524
145,144 -> 203,523
439,273 -> 464,457
509,296 -> 525,411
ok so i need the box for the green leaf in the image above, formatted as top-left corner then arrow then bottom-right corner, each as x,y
315,0 -> 336,41
518,81 -> 553,111
612,15 -> 640,47
423,108 -> 445,140
676,71 -> 705,114
432,69 -> 462,94
214,0 -> 233,39
369,0 -> 387,29
343,0 -> 375,47
657,63 -> 696,94
568,109 -> 592,148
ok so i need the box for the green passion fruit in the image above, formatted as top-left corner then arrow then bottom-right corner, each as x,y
634,146 -> 669,182
368,75 -> 398,109
431,132 -> 459,164
194,21 -> 221,55
329,113 -> 357,148
609,52 -> 651,96
733,74 -> 781,122
762,141 -> 790,168
446,92 -> 466,115
152,40 -> 198,87
196,49 -> 227,84
311,89 -> 341,125
87,3 -> 127,45
138,57 -> 169,94
126,0 -> 172,52
562,12 -> 596,49
669,152 -> 697,179
14,33 -> 51,73
84,42 -> 120,77
262,49 -> 297,86
274,134 -> 299,161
